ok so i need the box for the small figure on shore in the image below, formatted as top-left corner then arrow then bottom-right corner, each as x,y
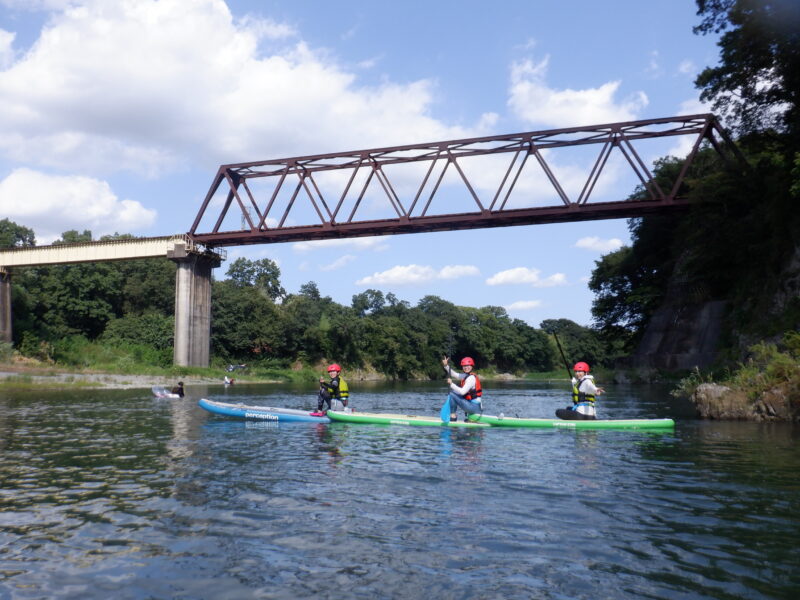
442,356 -> 482,421
313,364 -> 349,415
556,362 -> 603,420
171,381 -> 185,398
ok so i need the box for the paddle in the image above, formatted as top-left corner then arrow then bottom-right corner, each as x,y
440,355 -> 452,423
440,398 -> 451,423
553,332 -> 572,380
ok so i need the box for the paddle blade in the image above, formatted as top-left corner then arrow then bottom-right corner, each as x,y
440,398 -> 450,423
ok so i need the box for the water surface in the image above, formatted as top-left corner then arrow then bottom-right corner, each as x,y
1,381 -> 798,599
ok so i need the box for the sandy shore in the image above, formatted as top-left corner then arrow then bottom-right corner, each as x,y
0,369 -> 223,390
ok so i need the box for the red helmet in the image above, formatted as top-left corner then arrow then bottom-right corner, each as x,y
460,357 -> 475,367
327,363 -> 341,373
573,362 -> 590,373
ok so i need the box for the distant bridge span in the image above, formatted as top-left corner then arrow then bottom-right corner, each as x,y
190,114 -> 743,247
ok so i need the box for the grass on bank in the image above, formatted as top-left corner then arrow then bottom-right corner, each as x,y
0,337 -> 318,384
672,330 -> 800,401
0,337 -> 566,385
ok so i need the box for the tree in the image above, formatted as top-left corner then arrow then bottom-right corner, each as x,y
211,281 -> 286,360
298,281 -> 321,300
117,259 -> 177,316
0,219 -> 35,248
226,257 -> 285,301
694,0 -> 800,137
541,318 -> 605,369
55,230 -> 93,244
16,261 -> 123,340
351,289 -> 385,316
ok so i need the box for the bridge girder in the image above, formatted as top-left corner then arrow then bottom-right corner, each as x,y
189,114 -> 744,247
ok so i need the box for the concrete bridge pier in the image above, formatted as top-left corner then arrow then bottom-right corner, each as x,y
0,271 -> 11,344
172,253 -> 221,367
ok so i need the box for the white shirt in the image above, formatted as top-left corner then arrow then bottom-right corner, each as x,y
571,374 -> 597,416
572,374 -> 599,396
445,366 -> 480,402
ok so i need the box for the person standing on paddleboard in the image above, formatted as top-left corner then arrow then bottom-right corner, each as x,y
315,363 -> 349,415
442,356 -> 482,422
556,362 -> 604,420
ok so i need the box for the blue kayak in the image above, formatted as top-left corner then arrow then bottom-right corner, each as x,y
198,398 -> 330,423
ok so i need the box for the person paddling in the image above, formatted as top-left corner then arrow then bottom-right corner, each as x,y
442,356 -> 482,422
170,381 -> 185,398
313,363 -> 349,415
556,362 -> 603,420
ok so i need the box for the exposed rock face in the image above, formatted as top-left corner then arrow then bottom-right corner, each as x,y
692,383 -> 799,421
633,299 -> 726,370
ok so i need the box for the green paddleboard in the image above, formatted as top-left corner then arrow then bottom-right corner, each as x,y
469,414 -> 675,430
327,411 -> 490,427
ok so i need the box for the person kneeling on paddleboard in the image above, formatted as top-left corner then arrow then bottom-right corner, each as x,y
556,362 -> 604,420
171,381 -> 185,398
442,356 -> 482,422
315,364 -> 349,415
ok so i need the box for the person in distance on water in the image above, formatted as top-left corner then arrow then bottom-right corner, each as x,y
314,363 -> 349,415
556,362 -> 603,420
442,356 -> 482,422
171,381 -> 185,398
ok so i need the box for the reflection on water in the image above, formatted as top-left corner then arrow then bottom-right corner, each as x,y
0,382 -> 799,599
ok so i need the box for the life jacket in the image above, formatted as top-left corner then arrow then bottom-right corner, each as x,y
571,375 -> 595,405
463,374 -> 482,402
336,377 -> 349,401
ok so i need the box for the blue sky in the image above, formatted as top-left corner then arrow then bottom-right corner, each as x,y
0,0 -> 722,326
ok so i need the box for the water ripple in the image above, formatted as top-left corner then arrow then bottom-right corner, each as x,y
1,385 -> 800,598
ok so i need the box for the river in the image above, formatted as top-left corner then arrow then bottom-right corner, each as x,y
1,380 -> 798,599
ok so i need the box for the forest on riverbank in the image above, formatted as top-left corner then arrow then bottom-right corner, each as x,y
1,1 -> 798,397
588,0 -> 800,413
0,224 -> 609,379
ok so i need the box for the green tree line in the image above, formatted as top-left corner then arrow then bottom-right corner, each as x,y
1,221 -> 609,377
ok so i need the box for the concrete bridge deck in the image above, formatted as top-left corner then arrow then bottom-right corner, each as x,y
0,234 -> 208,269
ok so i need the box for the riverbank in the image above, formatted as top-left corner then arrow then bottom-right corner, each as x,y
691,382 -> 799,421
0,366 -> 220,390
0,360 -> 548,389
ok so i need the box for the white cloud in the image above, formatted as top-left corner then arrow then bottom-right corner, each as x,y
574,236 -> 623,253
0,167 -> 156,243
320,254 -> 356,271
661,97 -> 714,158
293,237 -> 389,253
645,50 -> 662,78
0,29 -> 15,69
0,0 -> 479,177
486,266 -> 567,288
505,300 -> 542,311
508,56 -> 648,127
356,264 -> 480,286
677,59 -> 696,76
679,98 -> 710,115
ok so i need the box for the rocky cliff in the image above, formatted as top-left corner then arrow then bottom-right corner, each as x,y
629,244 -> 800,371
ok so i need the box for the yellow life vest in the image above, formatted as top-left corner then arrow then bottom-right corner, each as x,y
571,378 -> 595,405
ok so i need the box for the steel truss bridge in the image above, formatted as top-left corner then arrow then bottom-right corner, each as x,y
189,114 -> 743,247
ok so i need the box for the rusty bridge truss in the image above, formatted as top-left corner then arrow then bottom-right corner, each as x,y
189,114 -> 742,247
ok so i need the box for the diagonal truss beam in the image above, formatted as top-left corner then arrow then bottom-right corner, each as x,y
189,114 -> 743,247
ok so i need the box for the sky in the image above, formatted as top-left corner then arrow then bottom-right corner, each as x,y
0,0 -> 724,327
